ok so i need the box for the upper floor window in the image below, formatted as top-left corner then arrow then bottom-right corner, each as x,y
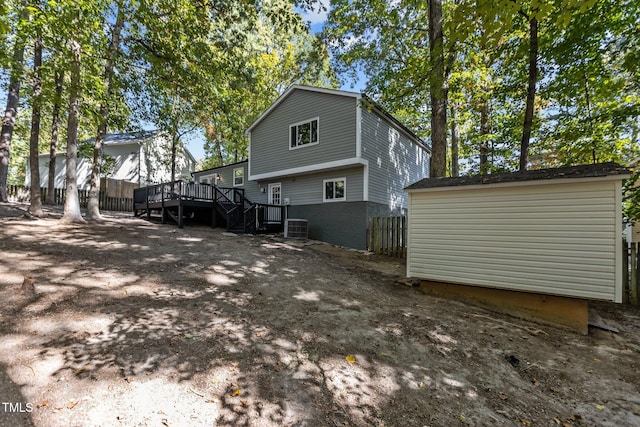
290,117 -> 319,149
323,178 -> 346,202
233,168 -> 244,186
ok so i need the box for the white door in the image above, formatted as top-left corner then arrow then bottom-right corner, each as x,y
268,183 -> 282,222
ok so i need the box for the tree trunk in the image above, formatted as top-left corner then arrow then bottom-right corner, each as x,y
0,19 -> 26,202
449,104 -> 459,177
171,133 -> 178,183
46,70 -> 64,205
28,36 -> 44,216
479,94 -> 490,175
87,7 -> 125,220
519,16 -> 538,172
61,39 -> 85,223
428,0 -> 447,178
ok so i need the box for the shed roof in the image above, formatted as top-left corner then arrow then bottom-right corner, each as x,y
405,162 -> 631,191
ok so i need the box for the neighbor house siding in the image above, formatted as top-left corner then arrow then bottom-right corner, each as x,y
361,108 -> 429,210
407,179 -> 623,302
250,90 -> 357,176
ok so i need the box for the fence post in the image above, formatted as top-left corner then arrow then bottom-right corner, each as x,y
632,242 -> 639,306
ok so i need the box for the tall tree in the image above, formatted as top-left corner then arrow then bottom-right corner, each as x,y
86,4 -> 125,220
45,70 -> 63,205
428,0 -> 447,177
61,38 -> 84,223
27,34 -> 43,216
0,6 -> 27,202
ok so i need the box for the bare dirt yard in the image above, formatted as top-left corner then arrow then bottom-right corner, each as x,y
1,202 -> 639,427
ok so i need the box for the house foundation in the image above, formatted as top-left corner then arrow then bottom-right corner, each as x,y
419,281 -> 589,334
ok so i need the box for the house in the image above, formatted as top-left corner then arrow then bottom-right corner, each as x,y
192,85 -> 431,249
26,131 -> 197,190
404,162 -> 631,332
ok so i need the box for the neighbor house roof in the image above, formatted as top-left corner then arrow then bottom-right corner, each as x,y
246,84 -> 430,153
405,162 -> 631,191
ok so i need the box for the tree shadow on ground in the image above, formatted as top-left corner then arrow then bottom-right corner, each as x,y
1,212 -> 640,426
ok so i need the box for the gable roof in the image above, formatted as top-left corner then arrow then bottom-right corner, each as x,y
405,162 -> 631,191
246,84 -> 430,152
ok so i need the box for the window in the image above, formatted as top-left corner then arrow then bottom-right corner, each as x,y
233,168 -> 244,186
323,178 -> 346,202
290,118 -> 319,149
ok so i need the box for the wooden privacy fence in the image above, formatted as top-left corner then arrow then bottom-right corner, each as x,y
367,216 -> 407,258
623,239 -> 639,305
6,185 -> 133,212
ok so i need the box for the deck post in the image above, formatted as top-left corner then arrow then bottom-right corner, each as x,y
178,202 -> 184,229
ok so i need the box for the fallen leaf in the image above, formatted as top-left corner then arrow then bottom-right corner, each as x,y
418,382 -> 425,388
36,400 -> 50,408
255,332 -> 262,337
231,389 -> 241,396
66,401 -> 78,410
345,355 -> 356,364
124,377 -> 134,383
595,404 -> 605,410
520,419 -> 532,426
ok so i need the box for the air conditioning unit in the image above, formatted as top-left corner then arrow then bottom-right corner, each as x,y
285,219 -> 308,239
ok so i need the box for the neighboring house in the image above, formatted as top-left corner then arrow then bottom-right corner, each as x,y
26,131 -> 197,190
192,85 -> 431,249
404,162 -> 630,332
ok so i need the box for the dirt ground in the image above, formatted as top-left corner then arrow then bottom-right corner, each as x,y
0,202 -> 639,427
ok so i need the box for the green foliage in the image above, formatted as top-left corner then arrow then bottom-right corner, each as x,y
623,171 -> 640,225
326,0 -> 639,176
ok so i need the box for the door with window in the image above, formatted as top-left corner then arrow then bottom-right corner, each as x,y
268,183 -> 282,223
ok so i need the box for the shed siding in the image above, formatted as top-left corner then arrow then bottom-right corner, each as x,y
250,90 -> 357,176
407,180 -> 620,301
360,108 -> 429,210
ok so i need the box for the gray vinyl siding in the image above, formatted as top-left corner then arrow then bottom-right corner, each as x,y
270,166 -> 364,206
360,108 -> 429,210
250,90 -> 357,176
288,202 -> 368,249
407,179 -> 623,302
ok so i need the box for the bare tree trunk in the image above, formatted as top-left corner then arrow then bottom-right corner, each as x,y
449,104 -> 459,177
87,7 -> 125,220
0,18 -> 26,202
479,93 -> 490,175
61,40 -> 85,223
519,16 -> 538,172
28,36 -> 44,216
428,0 -> 447,178
46,70 -> 64,205
171,132 -> 178,183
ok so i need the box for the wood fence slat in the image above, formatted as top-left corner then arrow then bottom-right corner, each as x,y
367,215 -> 407,259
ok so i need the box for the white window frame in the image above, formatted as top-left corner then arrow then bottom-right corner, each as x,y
289,117 -> 319,150
233,168 -> 244,187
323,177 -> 346,202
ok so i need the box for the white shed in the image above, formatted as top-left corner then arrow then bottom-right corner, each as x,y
405,163 -> 630,304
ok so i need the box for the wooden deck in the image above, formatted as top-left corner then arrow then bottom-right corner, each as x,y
133,181 -> 284,233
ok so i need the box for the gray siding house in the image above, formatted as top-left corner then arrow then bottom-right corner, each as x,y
193,85 -> 430,249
